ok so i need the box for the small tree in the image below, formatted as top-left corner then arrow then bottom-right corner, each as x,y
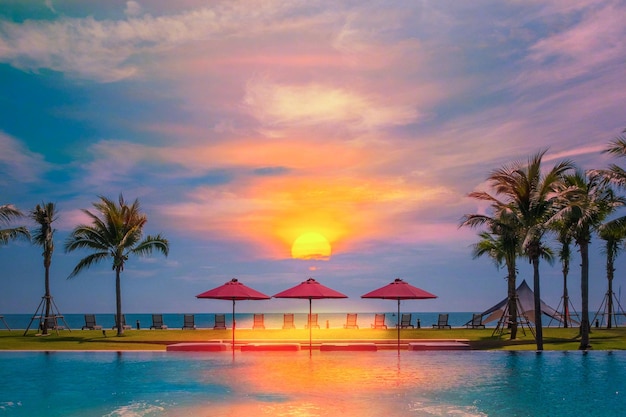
598,223 -> 626,329
461,211 -> 520,339
65,195 -> 169,336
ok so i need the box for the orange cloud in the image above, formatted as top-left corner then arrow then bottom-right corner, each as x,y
159,170 -> 458,259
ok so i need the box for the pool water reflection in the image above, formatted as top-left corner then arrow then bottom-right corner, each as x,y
0,350 -> 623,416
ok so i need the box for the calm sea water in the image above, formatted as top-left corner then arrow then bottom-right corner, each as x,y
1,312 -> 494,330
0,350 -> 623,417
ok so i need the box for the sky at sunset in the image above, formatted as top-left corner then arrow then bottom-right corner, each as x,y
1,0 -> 626,316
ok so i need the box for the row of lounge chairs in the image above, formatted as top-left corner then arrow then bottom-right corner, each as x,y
80,314 -> 172,330
77,312 -> 487,330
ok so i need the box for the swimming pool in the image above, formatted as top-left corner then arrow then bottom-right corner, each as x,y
0,350 -> 623,416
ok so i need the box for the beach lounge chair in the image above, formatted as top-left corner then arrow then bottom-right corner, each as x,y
0,315 -> 11,331
343,313 -> 359,329
465,313 -> 485,329
82,314 -> 103,330
113,314 -> 132,330
213,314 -> 227,330
150,314 -> 168,330
182,314 -> 196,330
432,313 -> 451,329
371,313 -> 387,329
42,316 -> 64,331
282,313 -> 295,329
252,313 -> 265,330
399,313 -> 414,329
306,313 -> 320,329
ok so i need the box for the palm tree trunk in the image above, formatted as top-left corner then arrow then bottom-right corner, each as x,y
42,262 -> 51,335
562,251 -> 570,328
562,280 -> 570,329
532,256 -> 543,351
115,267 -> 124,336
507,262 -> 518,340
607,252 -> 614,329
579,242 -> 590,349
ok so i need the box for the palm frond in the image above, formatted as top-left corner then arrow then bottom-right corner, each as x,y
67,252 -> 109,278
131,234 -> 169,257
0,204 -> 30,244
0,227 -> 30,244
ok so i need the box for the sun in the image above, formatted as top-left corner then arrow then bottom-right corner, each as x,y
291,232 -> 332,260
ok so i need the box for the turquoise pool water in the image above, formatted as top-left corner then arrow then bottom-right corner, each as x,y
0,351 -> 623,416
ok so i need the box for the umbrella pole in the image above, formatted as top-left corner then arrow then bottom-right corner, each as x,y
309,298 -> 312,356
232,299 -> 236,352
397,299 -> 401,355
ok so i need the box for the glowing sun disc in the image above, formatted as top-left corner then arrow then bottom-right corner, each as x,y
291,232 -> 332,260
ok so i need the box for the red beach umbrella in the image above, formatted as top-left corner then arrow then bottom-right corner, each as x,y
273,277 -> 347,354
362,278 -> 437,352
196,278 -> 270,350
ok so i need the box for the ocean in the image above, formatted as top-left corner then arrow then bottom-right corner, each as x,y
1,312 -> 490,330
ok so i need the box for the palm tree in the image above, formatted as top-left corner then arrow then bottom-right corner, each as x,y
0,204 -> 29,245
65,195 -> 169,336
597,222 -> 626,329
461,211 -> 520,339
30,202 -> 58,335
468,150 -> 573,350
552,170 -> 623,349
553,222 -> 573,328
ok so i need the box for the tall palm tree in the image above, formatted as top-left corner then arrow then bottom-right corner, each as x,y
553,222 -> 573,328
597,222 -> 626,329
30,203 -> 58,335
552,170 -> 623,349
468,150 -> 573,350
0,204 -> 29,245
65,195 -> 169,336
461,211 -> 520,339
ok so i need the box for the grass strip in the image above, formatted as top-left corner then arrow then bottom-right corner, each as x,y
1,327 -> 626,351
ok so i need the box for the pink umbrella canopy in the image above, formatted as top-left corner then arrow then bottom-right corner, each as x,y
361,278 -> 437,300
196,278 -> 270,350
362,278 -> 437,353
196,278 -> 271,300
273,277 -> 348,299
274,278 -> 347,354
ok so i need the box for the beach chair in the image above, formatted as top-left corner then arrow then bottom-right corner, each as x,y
150,314 -> 168,330
371,313 -> 387,329
182,314 -> 196,330
343,313 -> 359,329
465,313 -> 485,329
432,313 -> 451,329
252,313 -> 265,330
113,314 -> 132,330
82,314 -> 103,330
399,313 -> 414,329
305,313 -> 320,329
213,314 -> 227,330
41,316 -> 64,332
0,315 -> 11,331
282,313 -> 295,329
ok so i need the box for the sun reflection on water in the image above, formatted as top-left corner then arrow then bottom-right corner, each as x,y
174,351 -> 488,417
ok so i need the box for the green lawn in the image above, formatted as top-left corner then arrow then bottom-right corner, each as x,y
1,327 -> 626,351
